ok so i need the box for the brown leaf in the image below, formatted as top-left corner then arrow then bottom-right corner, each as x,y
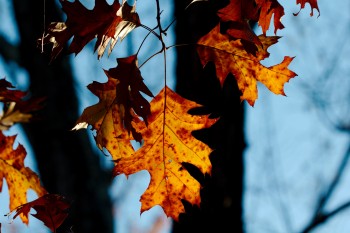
114,86 -> 217,221
104,55 -> 154,142
10,194 -> 70,232
40,0 -> 140,60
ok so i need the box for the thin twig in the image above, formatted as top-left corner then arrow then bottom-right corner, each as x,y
137,25 -> 158,55
301,200 -> 350,233
300,142 -> 350,233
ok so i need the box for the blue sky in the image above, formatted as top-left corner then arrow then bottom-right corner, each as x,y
244,1 -> 350,232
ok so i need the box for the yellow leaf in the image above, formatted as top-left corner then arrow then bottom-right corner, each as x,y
114,86 -> 217,221
0,132 -> 47,224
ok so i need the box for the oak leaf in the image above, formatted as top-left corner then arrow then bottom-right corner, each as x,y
0,131 -> 47,224
255,0 -> 285,34
72,77 -> 134,160
9,194 -> 70,232
197,24 -> 297,106
113,86 -> 217,221
40,0 -> 140,60
294,0 -> 320,16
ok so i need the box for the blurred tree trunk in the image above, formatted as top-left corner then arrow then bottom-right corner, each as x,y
172,1 -> 246,232
8,1 -> 114,232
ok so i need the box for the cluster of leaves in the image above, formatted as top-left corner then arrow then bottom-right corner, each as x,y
0,79 -> 70,232
1,0 -> 320,231
46,0 -> 319,221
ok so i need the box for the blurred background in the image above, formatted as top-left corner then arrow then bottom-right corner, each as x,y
1,0 -> 350,233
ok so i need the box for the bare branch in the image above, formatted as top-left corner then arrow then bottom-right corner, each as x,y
300,143 -> 350,233
301,200 -> 350,233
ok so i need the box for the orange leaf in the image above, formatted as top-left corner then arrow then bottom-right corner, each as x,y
0,131 -> 47,224
40,0 -> 140,60
72,77 -> 135,160
197,24 -> 297,106
113,86 -> 217,221
10,194 -> 70,232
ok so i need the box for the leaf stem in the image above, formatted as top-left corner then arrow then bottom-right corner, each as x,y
166,43 -> 196,51
138,50 -> 162,69
140,24 -> 160,39
137,25 -> 158,55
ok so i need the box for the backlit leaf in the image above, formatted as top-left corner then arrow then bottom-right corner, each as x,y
255,0 -> 285,34
197,24 -> 297,106
72,77 -> 134,160
114,86 -> 217,221
0,132 -> 47,224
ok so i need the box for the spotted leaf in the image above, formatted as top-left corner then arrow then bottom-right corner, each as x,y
113,86 -> 217,221
0,132 -> 47,224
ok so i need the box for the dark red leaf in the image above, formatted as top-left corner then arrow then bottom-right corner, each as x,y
11,194 -> 70,232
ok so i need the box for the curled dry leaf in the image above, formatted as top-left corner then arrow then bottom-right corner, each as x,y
40,0 -> 141,60
0,131 -> 47,224
114,86 -> 217,221
197,24 -> 297,106
9,194 -> 70,232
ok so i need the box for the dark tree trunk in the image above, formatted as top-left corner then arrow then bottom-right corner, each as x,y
172,1 -> 246,232
10,1 -> 114,233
